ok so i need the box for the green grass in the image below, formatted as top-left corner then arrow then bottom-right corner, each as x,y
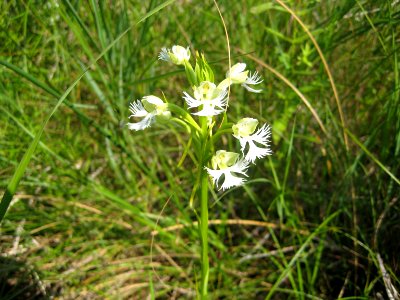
1,0 -> 399,299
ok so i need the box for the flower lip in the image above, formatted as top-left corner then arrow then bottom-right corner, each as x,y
242,71 -> 263,93
129,100 -> 148,118
158,47 -> 170,62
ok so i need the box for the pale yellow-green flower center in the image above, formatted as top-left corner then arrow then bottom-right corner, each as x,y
194,81 -> 220,100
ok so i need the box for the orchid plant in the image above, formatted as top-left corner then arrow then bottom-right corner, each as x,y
127,45 -> 272,299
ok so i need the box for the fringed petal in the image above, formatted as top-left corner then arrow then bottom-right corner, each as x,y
129,100 -> 148,118
127,113 -> 155,131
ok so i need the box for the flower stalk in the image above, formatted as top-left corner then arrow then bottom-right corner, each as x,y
198,114 -> 211,299
199,168 -> 209,299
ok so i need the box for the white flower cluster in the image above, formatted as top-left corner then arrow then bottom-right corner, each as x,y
127,45 -> 272,191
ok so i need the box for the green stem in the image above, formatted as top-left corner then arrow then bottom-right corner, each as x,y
199,168 -> 209,299
198,115 -> 210,299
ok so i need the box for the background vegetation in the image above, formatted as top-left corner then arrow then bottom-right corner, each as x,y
0,0 -> 399,299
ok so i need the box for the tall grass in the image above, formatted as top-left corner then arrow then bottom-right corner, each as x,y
0,0 -> 399,299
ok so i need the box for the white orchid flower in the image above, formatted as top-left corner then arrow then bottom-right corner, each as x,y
183,81 -> 228,116
217,63 -> 263,93
158,45 -> 190,65
232,118 -> 272,163
127,96 -> 170,131
205,150 -> 250,190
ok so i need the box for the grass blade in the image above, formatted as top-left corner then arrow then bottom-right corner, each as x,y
345,128 -> 400,186
265,211 -> 340,300
0,0 -> 178,223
